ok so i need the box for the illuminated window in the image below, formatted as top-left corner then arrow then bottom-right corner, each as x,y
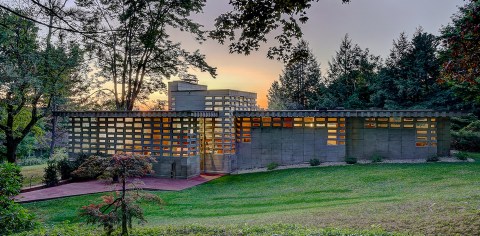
327,140 -> 337,145
416,142 -> 428,147
304,117 -> 314,123
365,123 -> 376,128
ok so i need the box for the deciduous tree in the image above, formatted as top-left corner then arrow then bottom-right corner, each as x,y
79,154 -> 162,236
0,10 -> 82,163
76,0 -> 217,111
440,0 -> 480,106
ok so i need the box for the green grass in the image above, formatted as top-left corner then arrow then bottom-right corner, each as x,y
20,164 -> 46,188
23,153 -> 480,235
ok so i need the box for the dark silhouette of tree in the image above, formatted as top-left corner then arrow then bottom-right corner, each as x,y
75,0 -> 217,110
325,34 -> 380,109
267,41 -> 323,109
371,29 -> 461,110
440,0 -> 480,107
0,10 -> 82,163
210,0 -> 350,62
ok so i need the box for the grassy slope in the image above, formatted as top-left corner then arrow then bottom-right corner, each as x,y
24,153 -> 480,235
20,164 -> 46,188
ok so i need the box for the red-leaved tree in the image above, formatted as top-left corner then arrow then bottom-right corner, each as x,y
79,154 -> 163,236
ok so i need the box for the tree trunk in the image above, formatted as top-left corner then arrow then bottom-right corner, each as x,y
121,174 -> 128,236
6,141 -> 17,163
49,113 -> 57,159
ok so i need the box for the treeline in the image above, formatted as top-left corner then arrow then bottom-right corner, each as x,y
268,29 -> 474,114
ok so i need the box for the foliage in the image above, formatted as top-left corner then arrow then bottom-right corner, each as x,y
455,152 -> 470,161
426,156 -> 440,162
76,0 -> 216,110
71,155 -> 110,181
14,223 -> 401,236
0,162 -> 22,201
43,160 -> 59,187
324,34 -> 381,109
57,158 -> 73,180
371,29 -> 460,110
371,154 -> 383,163
440,0 -> 480,106
0,10 -> 83,163
0,162 -> 37,234
210,0 -> 350,62
345,156 -> 357,164
451,114 -> 479,131
71,153 -> 90,171
79,154 -> 161,236
452,120 -> 480,152
51,148 -> 68,161
267,41 -> 324,109
309,158 -> 321,166
266,162 -> 279,170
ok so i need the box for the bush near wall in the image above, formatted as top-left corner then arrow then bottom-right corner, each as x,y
452,120 -> 480,152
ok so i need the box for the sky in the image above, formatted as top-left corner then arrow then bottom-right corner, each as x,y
154,0 -> 465,109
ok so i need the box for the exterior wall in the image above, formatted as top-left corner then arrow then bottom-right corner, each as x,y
67,116 -> 201,179
346,117 -> 438,159
437,117 -> 451,156
169,81 -> 258,174
236,117 -> 346,169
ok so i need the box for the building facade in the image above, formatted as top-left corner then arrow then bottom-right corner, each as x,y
56,81 -> 459,179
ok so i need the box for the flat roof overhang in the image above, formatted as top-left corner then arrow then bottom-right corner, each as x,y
233,110 -> 465,118
53,111 -> 219,118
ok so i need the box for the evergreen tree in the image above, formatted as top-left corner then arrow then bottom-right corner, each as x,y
325,34 -> 380,109
267,41 -> 323,110
372,29 -> 461,110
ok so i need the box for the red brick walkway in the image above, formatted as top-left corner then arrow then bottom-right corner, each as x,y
15,174 -> 222,203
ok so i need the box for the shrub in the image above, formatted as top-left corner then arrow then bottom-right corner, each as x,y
44,160 -> 59,187
57,158 -> 74,180
71,155 -> 110,181
0,162 -> 37,234
51,148 -> 69,161
71,153 -> 90,171
266,162 -> 279,170
426,155 -> 440,162
455,151 -> 470,161
345,156 -> 357,164
451,120 -> 480,152
370,153 -> 383,163
309,158 -> 321,166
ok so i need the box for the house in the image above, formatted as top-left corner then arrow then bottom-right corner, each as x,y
54,81 -> 460,178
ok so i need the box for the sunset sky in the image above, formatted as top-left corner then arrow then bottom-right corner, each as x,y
153,0 -> 464,108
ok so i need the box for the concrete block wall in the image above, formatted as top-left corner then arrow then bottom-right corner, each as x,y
437,117 -> 451,156
346,118 -> 438,160
153,156 -> 200,179
237,126 -> 345,169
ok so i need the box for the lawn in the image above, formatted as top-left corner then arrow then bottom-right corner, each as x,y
20,164 -> 46,188
24,153 -> 480,235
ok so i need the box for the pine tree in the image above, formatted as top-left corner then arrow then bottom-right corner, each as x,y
326,34 -> 380,109
267,41 -> 322,110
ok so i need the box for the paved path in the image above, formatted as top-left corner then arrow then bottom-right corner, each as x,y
15,174 -> 222,203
